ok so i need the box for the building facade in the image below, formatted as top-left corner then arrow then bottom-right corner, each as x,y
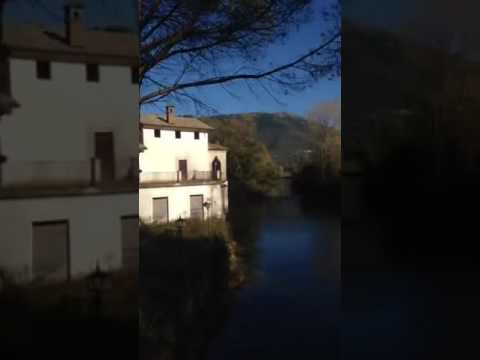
139,107 -> 228,224
0,3 -> 138,282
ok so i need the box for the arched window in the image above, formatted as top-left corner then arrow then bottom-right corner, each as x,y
212,157 -> 221,179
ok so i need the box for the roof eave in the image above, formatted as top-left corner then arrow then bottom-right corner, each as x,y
141,124 -> 213,132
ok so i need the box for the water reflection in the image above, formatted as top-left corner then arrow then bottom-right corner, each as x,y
208,195 -> 340,359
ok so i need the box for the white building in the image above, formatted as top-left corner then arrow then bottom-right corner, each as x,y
0,4 -> 138,282
139,107 -> 228,224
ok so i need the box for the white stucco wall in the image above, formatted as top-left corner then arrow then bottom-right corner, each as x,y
0,59 -> 139,185
0,192 -> 138,282
139,183 -> 228,223
139,127 -> 210,174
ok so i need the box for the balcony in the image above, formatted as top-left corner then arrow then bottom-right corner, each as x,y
0,157 -> 138,198
140,170 -> 225,186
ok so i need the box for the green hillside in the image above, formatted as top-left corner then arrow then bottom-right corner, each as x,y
201,112 -> 316,169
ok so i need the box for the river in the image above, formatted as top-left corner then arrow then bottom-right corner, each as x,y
206,192 -> 340,359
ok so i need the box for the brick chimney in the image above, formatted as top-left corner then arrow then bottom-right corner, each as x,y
64,2 -> 85,47
166,105 -> 176,124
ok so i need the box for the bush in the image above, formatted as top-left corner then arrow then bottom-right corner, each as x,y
140,218 -> 245,359
0,269 -> 137,359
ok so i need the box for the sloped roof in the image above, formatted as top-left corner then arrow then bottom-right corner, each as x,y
208,143 -> 228,151
2,25 -> 138,63
140,113 -> 213,131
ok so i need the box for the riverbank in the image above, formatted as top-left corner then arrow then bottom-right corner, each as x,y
138,190 -> 341,360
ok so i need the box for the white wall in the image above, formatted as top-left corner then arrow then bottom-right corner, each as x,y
0,59 -> 139,184
0,192 -> 138,282
139,128 -> 210,174
139,183 -> 228,223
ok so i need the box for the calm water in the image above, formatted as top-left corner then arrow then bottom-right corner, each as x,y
207,194 -> 340,359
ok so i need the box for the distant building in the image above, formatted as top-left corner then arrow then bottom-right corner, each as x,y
139,106 -> 228,223
0,3 -> 139,282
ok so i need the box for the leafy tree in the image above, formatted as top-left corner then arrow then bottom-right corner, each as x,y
307,122 -> 340,178
208,118 -> 281,195
307,99 -> 341,129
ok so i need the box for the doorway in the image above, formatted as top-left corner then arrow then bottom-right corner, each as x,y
95,132 -> 115,182
32,220 -> 70,281
212,157 -> 222,180
179,159 -> 188,181
121,215 -> 138,271
153,197 -> 169,223
190,194 -> 204,219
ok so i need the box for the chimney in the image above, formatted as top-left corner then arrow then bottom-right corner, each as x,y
64,2 -> 85,47
166,105 -> 176,124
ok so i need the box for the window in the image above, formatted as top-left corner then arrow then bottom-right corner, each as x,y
131,66 -> 139,84
36,61 -> 51,79
194,131 -> 200,140
86,63 -> 99,82
175,130 -> 181,139
154,129 -> 160,138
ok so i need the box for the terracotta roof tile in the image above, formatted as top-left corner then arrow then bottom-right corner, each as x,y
140,113 -> 213,131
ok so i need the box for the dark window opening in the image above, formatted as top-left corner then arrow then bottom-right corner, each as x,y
175,130 -> 181,139
194,131 -> 200,140
131,66 -> 139,84
86,64 -> 99,82
37,61 -> 51,79
154,129 -> 160,138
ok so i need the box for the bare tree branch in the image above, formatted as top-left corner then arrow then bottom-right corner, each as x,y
138,0 -> 341,109
141,30 -> 340,104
